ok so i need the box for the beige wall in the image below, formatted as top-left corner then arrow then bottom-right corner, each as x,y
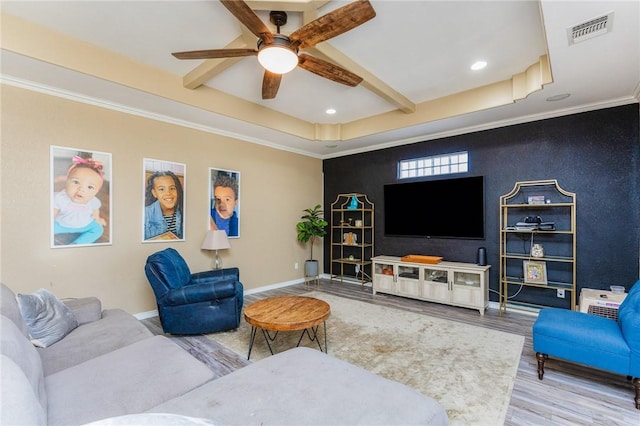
1,85 -> 323,314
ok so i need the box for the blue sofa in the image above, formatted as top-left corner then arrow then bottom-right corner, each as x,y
144,248 -> 243,335
533,279 -> 640,409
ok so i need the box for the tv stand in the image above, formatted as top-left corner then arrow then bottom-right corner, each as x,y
371,256 -> 490,315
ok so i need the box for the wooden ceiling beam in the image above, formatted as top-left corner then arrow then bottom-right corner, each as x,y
309,43 -> 416,114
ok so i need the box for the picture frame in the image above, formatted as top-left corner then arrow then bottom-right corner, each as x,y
142,158 -> 186,242
527,195 -> 546,205
51,146 -> 112,248
209,168 -> 241,238
523,260 -> 547,285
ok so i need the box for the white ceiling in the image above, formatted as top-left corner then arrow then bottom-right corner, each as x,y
1,0 -> 639,159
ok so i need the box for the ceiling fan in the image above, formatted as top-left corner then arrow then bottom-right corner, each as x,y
172,0 -> 376,99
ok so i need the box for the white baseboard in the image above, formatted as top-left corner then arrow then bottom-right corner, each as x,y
134,309 -> 158,320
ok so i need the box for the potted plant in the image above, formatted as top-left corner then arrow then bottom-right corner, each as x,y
296,204 -> 328,278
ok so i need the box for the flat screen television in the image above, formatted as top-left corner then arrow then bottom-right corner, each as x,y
384,175 -> 485,239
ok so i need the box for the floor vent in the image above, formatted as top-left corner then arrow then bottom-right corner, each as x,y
567,12 -> 614,45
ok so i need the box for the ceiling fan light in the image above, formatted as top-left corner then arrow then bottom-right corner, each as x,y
257,35 -> 298,74
258,46 -> 298,74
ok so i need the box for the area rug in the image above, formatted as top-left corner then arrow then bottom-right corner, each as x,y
210,292 -> 524,425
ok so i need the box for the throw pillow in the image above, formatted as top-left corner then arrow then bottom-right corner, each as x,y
16,289 -> 79,348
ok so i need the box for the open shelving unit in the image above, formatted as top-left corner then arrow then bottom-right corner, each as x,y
499,179 -> 576,314
329,193 -> 374,286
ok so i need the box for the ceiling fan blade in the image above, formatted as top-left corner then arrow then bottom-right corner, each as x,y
219,0 -> 273,42
172,49 -> 257,60
289,0 -> 376,49
262,71 -> 282,99
298,54 -> 363,87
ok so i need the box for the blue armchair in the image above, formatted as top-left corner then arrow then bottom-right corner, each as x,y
144,248 -> 243,335
533,279 -> 640,409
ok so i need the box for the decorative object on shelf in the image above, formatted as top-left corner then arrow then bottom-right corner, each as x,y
343,232 -> 357,245
531,243 -> 544,258
527,195 -> 546,204
296,204 -> 328,279
201,230 -> 231,269
355,220 -> 363,227
347,195 -> 359,210
523,260 -> 547,285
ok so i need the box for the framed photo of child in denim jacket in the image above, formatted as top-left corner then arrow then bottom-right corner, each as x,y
143,158 -> 186,242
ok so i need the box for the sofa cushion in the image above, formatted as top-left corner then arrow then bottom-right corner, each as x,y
150,347 -> 448,425
39,308 -> 154,376
0,354 -> 47,425
45,335 -> 215,426
0,282 -> 30,337
17,288 -> 79,347
63,296 -> 102,325
0,315 -> 47,414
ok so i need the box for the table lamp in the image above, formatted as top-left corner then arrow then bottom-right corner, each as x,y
201,230 -> 231,269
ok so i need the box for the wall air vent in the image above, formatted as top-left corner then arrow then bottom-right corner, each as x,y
567,12 -> 614,45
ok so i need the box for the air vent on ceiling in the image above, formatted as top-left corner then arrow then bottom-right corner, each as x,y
567,12 -> 614,45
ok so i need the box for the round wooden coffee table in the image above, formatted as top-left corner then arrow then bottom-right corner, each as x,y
244,296 -> 330,360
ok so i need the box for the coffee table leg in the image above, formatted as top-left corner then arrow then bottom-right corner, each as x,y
295,320 -> 328,353
247,326 -> 258,360
261,329 -> 277,355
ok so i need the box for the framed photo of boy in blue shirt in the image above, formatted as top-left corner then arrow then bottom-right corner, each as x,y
209,168 -> 240,238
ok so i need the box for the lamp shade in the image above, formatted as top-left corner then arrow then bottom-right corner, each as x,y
201,230 -> 231,250
257,34 -> 298,74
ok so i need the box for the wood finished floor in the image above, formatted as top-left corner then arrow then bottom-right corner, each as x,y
144,279 -> 640,425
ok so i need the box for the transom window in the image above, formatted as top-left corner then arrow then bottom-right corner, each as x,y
398,151 -> 468,179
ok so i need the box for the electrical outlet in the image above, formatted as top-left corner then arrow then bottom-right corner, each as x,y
557,289 -> 565,298
294,262 -> 299,270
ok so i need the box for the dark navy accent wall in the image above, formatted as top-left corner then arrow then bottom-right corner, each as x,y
323,104 -> 640,304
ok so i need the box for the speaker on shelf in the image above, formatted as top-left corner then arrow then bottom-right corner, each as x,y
477,247 -> 487,266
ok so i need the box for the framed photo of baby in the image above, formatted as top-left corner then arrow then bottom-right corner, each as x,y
209,168 -> 240,238
50,146 -> 112,248
143,158 -> 186,242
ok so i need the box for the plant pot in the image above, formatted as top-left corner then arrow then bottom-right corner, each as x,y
304,260 -> 319,278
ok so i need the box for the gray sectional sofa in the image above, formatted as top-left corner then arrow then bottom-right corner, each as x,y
1,283 -> 447,425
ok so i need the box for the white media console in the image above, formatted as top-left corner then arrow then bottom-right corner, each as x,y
371,256 -> 490,315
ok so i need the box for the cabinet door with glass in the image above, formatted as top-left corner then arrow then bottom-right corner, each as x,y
372,260 -> 396,294
451,271 -> 483,308
397,264 -> 420,298
421,267 -> 450,303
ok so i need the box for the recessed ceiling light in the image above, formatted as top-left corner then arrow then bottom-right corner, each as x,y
546,93 -> 571,102
470,61 -> 487,71
325,108 -> 336,115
